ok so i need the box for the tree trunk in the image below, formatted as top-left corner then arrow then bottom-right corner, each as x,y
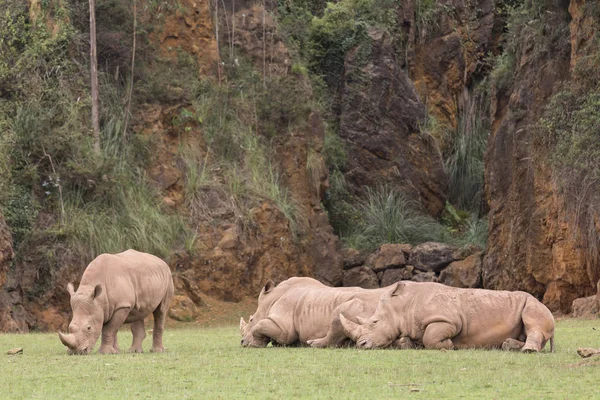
122,0 -> 137,145
89,0 -> 101,154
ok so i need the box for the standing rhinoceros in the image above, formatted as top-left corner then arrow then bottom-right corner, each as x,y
240,277 -> 403,348
58,250 -> 174,355
340,281 -> 555,352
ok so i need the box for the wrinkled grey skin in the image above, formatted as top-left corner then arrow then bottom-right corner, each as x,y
341,281 -> 555,352
58,250 -> 174,355
240,277 -> 400,348
240,277 -> 322,347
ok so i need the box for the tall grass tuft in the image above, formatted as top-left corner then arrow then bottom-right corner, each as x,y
444,93 -> 488,213
344,185 -> 447,250
454,215 -> 488,251
64,176 -> 185,260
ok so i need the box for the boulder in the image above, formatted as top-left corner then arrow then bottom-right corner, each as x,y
341,248 -> 367,270
380,266 -> 414,287
343,266 -> 379,289
217,227 -> 239,250
168,295 -> 199,322
409,242 -> 457,272
438,252 -> 483,288
411,271 -> 436,282
571,295 -> 599,318
365,244 -> 407,272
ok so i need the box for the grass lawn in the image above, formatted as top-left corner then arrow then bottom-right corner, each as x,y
1,318 -> 600,399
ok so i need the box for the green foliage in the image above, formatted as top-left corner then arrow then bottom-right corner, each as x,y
454,215 -> 489,251
489,51 -> 516,92
536,88 -> 600,266
415,0 -> 444,43
2,186 -> 39,250
307,0 -> 397,88
182,151 -> 213,214
444,94 -> 488,213
181,63 -> 306,234
0,0 -> 31,95
64,178 -> 185,260
341,185 -> 449,250
323,129 -> 347,171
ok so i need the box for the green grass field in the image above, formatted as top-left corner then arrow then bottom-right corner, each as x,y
1,319 -> 600,399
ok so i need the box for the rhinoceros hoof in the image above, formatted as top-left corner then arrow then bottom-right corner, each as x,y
128,347 -> 144,353
150,346 -> 166,353
307,338 -> 327,348
521,346 -> 539,353
521,347 -> 538,353
502,338 -> 525,352
98,346 -> 119,354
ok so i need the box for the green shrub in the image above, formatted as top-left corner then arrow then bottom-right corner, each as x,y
489,51 -> 516,92
3,186 -> 39,250
307,0 -> 397,88
323,129 -> 347,171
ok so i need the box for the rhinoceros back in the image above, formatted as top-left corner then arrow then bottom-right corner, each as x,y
80,249 -> 173,321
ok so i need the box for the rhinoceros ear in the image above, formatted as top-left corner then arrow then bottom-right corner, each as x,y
67,282 -> 76,296
390,282 -> 405,297
92,284 -> 103,300
263,280 -> 276,294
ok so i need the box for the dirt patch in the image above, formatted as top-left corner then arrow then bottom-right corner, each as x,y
164,295 -> 258,329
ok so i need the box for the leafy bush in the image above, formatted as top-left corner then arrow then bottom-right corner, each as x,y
3,186 -> 39,250
307,0 -> 397,88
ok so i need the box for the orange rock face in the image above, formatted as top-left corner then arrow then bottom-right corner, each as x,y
483,0 -> 599,312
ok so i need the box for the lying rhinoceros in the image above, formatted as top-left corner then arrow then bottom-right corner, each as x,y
341,281 -> 555,352
240,277 -> 399,348
58,249 -> 174,355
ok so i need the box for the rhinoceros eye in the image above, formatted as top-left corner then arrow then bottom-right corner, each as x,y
86,325 -> 92,332
372,320 -> 379,325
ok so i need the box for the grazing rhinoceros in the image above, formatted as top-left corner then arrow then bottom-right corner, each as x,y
240,277 -> 402,348
58,250 -> 174,355
340,281 -> 555,352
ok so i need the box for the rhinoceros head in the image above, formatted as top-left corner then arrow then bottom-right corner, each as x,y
341,282 -> 404,349
58,282 -> 104,355
240,280 -> 276,347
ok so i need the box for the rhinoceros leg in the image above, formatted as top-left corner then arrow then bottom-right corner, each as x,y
99,308 -> 131,354
151,302 -> 168,352
392,336 -> 418,350
521,298 -> 554,353
129,319 -> 146,353
113,333 -> 120,353
522,331 -> 545,353
502,338 -> 525,351
422,322 -> 456,350
251,319 -> 287,347
308,299 -> 367,348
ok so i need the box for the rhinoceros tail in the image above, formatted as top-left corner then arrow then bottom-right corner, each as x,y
550,336 -> 554,353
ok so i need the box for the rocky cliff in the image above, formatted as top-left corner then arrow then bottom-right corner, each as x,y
2,0 -> 599,331
483,0 -> 599,312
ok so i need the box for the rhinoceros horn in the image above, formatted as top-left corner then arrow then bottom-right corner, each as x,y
240,317 -> 247,330
339,314 -> 365,341
58,331 -> 77,349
